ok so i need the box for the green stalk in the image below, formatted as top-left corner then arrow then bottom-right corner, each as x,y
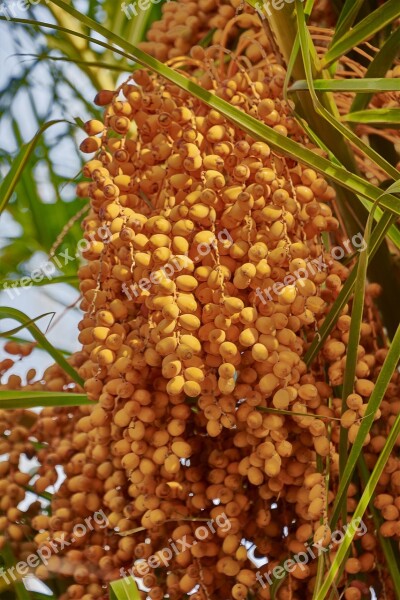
330,324 -> 400,529
338,201 -> 378,525
317,394 -> 400,599
358,456 -> 400,598
305,212 -> 396,365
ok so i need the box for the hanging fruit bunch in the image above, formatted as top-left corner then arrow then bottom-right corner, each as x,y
0,2 -> 399,600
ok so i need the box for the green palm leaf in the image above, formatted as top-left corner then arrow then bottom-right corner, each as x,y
0,390 -> 90,409
0,120 -> 65,216
0,308 -> 83,386
323,0 -> 400,66
110,576 -> 140,600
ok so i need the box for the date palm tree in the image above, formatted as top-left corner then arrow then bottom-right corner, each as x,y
0,1 -> 400,598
